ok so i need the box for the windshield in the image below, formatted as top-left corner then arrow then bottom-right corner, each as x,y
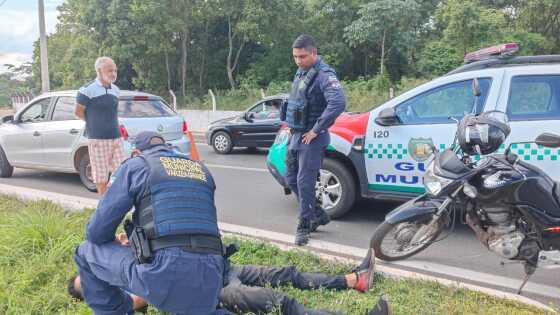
118,99 -> 175,118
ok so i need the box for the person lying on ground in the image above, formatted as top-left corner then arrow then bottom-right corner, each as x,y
69,235 -> 390,315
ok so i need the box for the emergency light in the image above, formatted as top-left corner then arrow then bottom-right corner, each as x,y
464,43 -> 519,64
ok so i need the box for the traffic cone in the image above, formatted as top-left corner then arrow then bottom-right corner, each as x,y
187,131 -> 200,160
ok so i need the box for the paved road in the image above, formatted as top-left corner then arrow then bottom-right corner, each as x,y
1,143 -> 558,305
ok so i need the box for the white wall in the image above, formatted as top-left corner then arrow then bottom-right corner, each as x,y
179,110 -> 243,132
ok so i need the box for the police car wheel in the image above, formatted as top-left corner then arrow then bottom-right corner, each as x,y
212,131 -> 233,154
316,158 -> 356,219
78,153 -> 97,192
0,145 -> 13,178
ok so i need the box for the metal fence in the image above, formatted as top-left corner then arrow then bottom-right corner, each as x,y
10,92 -> 34,111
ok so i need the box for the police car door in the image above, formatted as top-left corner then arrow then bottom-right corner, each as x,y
496,66 -> 560,181
364,70 -> 503,196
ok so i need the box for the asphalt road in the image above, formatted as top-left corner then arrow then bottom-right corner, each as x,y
1,143 -> 558,305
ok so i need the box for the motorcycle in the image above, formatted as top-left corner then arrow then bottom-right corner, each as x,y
370,112 -> 560,293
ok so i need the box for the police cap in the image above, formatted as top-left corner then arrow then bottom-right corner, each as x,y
133,131 -> 165,151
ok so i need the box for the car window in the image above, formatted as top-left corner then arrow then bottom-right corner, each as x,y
19,98 -> 51,123
395,78 -> 492,124
506,75 -> 560,121
118,99 -> 175,118
52,96 -> 77,121
249,100 -> 281,120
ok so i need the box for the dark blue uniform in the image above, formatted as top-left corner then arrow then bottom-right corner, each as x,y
284,57 -> 346,221
74,143 -> 228,315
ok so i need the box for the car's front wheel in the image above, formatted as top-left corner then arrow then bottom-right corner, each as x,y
0,145 -> 14,178
78,153 -> 97,192
212,131 -> 233,154
316,158 -> 356,219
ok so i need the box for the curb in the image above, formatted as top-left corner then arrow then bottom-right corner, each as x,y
0,183 -> 555,313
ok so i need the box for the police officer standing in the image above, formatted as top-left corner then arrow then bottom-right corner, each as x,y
281,34 -> 346,246
74,131 -> 229,314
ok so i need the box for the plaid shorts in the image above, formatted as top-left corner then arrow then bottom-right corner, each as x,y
88,138 -> 126,184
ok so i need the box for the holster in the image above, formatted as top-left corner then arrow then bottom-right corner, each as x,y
125,220 -> 153,264
280,99 -> 288,122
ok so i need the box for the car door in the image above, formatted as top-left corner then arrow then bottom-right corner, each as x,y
495,67 -> 560,181
237,100 -> 282,147
3,97 -> 53,165
41,96 -> 85,170
364,72 -> 501,195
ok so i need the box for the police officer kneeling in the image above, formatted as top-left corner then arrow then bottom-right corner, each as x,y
74,131 -> 229,315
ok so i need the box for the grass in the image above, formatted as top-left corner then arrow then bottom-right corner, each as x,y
0,196 -> 555,314
180,77 -> 431,113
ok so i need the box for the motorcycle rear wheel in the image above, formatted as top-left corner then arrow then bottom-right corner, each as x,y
372,217 -> 444,261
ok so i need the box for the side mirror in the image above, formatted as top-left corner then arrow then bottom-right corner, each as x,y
535,133 -> 560,148
375,107 -> 400,126
244,112 -> 254,122
2,115 -> 14,123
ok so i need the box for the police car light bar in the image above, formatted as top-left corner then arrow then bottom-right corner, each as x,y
464,43 -> 519,64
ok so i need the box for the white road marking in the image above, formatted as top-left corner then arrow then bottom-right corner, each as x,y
0,182 -> 556,311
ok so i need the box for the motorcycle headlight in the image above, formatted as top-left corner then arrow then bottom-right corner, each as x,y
423,161 -> 453,196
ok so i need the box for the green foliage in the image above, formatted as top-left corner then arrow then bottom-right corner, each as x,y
0,70 -> 34,108
0,196 -> 555,314
22,0 -> 560,110
417,41 -> 462,76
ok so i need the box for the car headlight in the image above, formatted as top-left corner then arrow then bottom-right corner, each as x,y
274,128 -> 290,145
423,161 -> 453,196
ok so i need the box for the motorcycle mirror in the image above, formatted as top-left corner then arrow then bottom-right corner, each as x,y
535,133 -> 560,148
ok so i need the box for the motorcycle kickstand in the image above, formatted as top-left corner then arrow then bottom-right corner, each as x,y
517,263 -> 536,295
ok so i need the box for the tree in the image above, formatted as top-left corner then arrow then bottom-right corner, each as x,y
344,0 -> 422,77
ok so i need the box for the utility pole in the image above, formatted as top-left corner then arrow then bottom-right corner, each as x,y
38,0 -> 50,93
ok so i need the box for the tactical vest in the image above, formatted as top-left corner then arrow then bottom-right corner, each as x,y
284,65 -> 320,131
134,148 -> 219,240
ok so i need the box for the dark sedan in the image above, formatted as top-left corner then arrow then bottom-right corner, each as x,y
206,94 -> 288,154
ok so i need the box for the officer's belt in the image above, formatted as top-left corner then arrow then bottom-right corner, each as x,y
150,234 -> 223,256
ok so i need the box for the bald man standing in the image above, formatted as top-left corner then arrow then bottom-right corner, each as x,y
75,57 -> 125,195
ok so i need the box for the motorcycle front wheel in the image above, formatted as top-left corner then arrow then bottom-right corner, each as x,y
371,217 -> 444,261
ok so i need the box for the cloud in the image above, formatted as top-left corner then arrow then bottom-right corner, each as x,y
0,8 -> 59,66
0,53 -> 33,73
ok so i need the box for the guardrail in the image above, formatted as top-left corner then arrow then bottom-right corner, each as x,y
179,109 -> 243,132
10,93 -> 34,111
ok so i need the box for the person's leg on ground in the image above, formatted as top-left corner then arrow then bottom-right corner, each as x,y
219,282 -> 334,315
236,265 -> 346,290
74,241 -> 135,314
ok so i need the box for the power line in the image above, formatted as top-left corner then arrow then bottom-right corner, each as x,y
0,0 -> 7,7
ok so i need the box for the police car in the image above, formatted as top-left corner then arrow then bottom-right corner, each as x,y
267,43 -> 560,218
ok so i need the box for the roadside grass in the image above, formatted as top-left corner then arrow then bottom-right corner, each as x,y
181,77 -> 431,113
0,196 -> 555,315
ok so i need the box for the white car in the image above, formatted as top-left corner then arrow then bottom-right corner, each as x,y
267,43 -> 560,218
0,90 -> 192,191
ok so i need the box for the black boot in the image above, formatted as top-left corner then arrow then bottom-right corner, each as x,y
366,295 -> 391,315
295,218 -> 311,246
310,207 -> 331,232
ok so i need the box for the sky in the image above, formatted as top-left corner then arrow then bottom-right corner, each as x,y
0,0 -> 64,72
